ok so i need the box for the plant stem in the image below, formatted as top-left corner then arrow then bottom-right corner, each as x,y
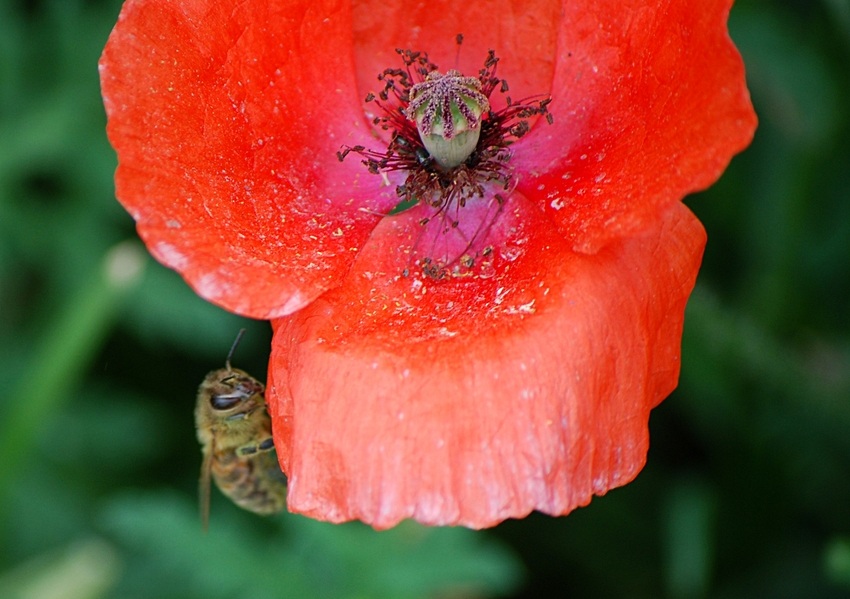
0,241 -> 147,498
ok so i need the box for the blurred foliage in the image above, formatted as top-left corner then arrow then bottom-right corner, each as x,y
0,0 -> 848,597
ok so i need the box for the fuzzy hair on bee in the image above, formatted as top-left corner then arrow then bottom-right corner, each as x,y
195,329 -> 286,529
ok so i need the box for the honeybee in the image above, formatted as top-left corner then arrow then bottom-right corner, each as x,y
195,329 -> 287,529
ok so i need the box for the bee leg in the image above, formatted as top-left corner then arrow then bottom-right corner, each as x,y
236,437 -> 275,457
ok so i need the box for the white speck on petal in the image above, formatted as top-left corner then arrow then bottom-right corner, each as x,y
153,242 -> 188,269
195,272 -> 229,300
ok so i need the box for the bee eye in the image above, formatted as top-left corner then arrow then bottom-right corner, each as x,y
210,393 -> 243,410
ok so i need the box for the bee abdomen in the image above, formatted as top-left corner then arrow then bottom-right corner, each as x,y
212,451 -> 287,515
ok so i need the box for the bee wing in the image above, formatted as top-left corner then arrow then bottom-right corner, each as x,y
199,442 -> 213,532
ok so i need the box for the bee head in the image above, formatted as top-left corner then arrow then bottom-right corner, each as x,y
204,368 -> 266,420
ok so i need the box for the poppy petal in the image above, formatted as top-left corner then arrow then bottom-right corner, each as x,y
350,0 -> 560,113
514,0 -> 757,252
100,0 -> 398,318
267,199 -> 706,529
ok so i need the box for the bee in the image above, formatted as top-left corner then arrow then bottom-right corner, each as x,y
195,329 -> 287,529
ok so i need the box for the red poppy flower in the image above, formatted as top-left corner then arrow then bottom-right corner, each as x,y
100,0 -> 756,528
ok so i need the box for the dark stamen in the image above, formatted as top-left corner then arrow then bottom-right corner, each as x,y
338,41 -> 552,279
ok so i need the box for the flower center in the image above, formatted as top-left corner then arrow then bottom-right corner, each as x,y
338,41 -> 552,280
406,70 -> 490,170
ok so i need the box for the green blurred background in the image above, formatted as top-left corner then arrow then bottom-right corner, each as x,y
1,0 -> 848,597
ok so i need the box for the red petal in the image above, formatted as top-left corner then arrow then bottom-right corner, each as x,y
267,199 -> 706,529
349,0 -> 754,254
351,0 -> 560,111
514,0 -> 757,252
100,0 -> 398,318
